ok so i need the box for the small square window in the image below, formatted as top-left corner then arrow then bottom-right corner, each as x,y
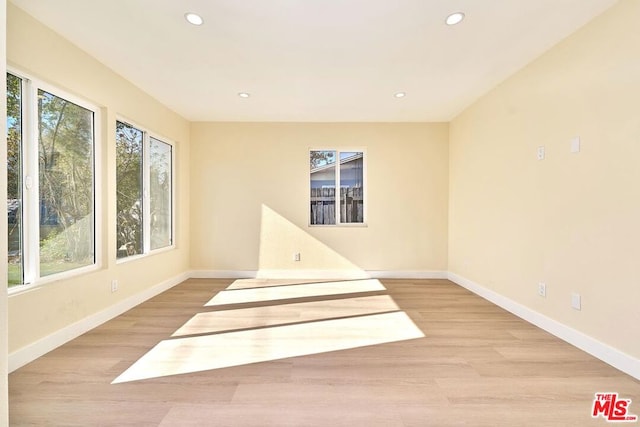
310,149 -> 365,226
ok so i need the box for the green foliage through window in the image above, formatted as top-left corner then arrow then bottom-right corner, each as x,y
38,90 -> 95,276
7,73 -> 23,287
116,121 -> 143,257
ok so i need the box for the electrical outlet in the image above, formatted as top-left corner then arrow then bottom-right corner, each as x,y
293,252 -> 301,262
111,280 -> 118,293
538,282 -> 546,298
537,146 -> 545,160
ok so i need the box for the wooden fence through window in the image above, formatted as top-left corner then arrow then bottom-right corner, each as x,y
310,187 -> 363,224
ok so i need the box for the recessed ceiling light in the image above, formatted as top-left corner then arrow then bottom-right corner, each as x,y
185,12 -> 204,26
445,12 -> 465,26
394,92 -> 406,98
238,92 -> 250,98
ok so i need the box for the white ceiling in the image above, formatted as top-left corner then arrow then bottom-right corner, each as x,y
10,0 -> 618,122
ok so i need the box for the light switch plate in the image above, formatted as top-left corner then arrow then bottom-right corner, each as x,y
571,136 -> 581,153
571,293 -> 581,310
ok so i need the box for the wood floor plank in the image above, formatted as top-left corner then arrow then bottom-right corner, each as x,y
9,278 -> 640,426
159,403 -> 406,427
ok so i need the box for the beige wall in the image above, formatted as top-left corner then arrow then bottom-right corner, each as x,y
6,4 -> 190,353
2,0 -> 9,422
449,0 -> 640,359
190,122 -> 449,275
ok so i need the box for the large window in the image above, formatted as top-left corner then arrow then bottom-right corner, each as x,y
116,121 -> 173,259
310,149 -> 365,225
6,72 -> 98,288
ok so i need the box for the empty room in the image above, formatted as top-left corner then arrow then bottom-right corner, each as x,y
2,0 -> 640,425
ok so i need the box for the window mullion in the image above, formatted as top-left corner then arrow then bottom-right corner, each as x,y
335,150 -> 341,225
143,133 -> 151,254
22,80 -> 40,284
170,145 -> 175,246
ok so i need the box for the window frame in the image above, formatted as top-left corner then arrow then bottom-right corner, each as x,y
115,117 -> 176,263
309,148 -> 368,227
7,68 -> 102,293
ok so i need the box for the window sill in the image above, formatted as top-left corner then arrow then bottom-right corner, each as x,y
308,223 -> 368,228
8,263 -> 101,297
116,244 -> 176,265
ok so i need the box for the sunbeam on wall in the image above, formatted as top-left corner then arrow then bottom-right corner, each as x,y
112,279 -> 424,384
257,205 -> 368,279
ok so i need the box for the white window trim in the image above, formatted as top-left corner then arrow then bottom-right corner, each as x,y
115,117 -> 176,264
8,68 -> 102,294
309,148 -> 368,227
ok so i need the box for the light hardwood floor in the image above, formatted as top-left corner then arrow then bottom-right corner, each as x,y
9,278 -> 640,426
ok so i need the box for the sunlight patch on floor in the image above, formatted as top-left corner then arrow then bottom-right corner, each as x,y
113,279 -> 424,384
205,279 -> 385,306
112,311 -> 423,384
227,278 -> 329,290
173,295 -> 399,337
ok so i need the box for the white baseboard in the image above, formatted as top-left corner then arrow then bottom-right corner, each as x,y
448,272 -> 640,381
255,269 -> 370,280
8,271 -> 189,373
191,269 -> 448,280
367,270 -> 448,279
190,270 -> 257,279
